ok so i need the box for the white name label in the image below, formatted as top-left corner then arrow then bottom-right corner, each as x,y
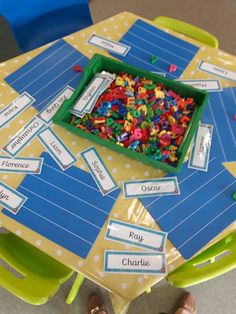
0,92 -> 35,129
2,117 -> 45,158
71,72 -> 115,118
198,61 -> 236,82
80,147 -> 118,195
0,181 -> 27,214
188,124 -> 213,172
106,219 -> 167,252
72,76 -> 104,114
123,177 -> 180,199
0,156 -> 43,174
37,127 -> 77,171
38,86 -> 74,124
87,34 -> 131,56
178,79 -> 222,92
104,251 -> 166,275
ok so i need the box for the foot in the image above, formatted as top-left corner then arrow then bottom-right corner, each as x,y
175,292 -> 196,314
87,293 -> 109,314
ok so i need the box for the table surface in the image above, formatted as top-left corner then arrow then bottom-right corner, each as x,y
0,12 -> 235,301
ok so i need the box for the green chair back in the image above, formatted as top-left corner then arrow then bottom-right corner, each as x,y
168,232 -> 236,288
154,16 -> 219,48
0,232 -> 73,305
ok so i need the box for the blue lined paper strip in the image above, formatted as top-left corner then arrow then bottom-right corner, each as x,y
140,87 -> 236,259
2,152 -> 120,258
110,19 -> 199,79
5,40 -> 89,112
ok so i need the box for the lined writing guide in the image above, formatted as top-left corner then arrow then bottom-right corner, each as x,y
110,19 -> 199,79
2,152 -> 120,258
5,40 -> 89,112
140,87 -> 236,259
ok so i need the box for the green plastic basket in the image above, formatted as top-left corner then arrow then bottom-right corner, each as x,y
53,54 -> 209,173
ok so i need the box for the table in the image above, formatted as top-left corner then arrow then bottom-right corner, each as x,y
0,11 -> 235,308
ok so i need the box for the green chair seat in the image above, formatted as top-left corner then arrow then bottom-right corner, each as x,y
0,232 -> 73,305
168,232 -> 236,288
154,16 -> 219,48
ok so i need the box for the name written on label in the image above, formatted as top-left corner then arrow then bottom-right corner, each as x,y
1,160 -> 29,169
198,61 -> 236,82
129,231 -> 143,243
91,161 -> 105,180
0,181 -> 28,214
106,220 -> 167,251
2,117 -> 45,157
123,177 -> 180,198
38,86 -> 74,124
50,141 -> 62,155
80,147 -> 118,195
188,124 -> 213,172
141,185 -> 161,192
0,92 -> 35,129
10,120 -> 40,150
101,41 -> 114,49
46,96 -> 67,114
87,34 -> 131,56
37,127 -> 77,171
198,136 -> 205,154
4,105 -> 17,117
0,190 -> 9,201
213,66 -> 227,76
0,156 -> 43,174
178,79 -> 222,91
104,251 -> 166,274
122,258 -> 150,266
83,86 -> 97,101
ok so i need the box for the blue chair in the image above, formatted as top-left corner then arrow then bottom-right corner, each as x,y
0,0 -> 92,52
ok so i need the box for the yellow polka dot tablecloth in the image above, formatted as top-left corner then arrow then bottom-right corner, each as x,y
0,12 -> 236,305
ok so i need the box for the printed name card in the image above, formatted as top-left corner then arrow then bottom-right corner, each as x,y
71,75 -> 104,116
188,124 -> 213,172
0,156 -> 43,174
80,147 -> 118,195
0,92 -> 35,129
104,251 -> 166,275
71,72 -> 115,118
198,61 -> 236,82
179,79 -> 222,92
0,181 -> 27,214
151,71 -> 166,77
37,127 -> 77,171
106,219 -> 167,252
87,34 -> 131,56
123,177 -> 180,199
2,116 -> 45,158
38,86 -> 74,124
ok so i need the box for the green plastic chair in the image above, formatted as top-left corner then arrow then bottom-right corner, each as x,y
66,273 -> 85,304
167,232 -> 236,288
154,16 -> 219,48
0,232 -> 75,305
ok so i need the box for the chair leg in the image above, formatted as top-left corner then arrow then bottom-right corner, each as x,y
66,273 -> 85,304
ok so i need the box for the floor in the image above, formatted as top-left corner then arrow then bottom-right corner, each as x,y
0,269 -> 235,314
0,0 -> 235,313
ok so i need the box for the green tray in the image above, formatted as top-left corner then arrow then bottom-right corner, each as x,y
53,54 -> 209,173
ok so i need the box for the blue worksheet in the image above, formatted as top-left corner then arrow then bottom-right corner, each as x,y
141,87 -> 236,259
110,19 -> 199,79
5,40 -> 89,111
2,152 -> 120,258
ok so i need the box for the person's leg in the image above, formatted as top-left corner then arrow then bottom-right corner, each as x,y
175,292 -> 196,314
87,293 -> 110,314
